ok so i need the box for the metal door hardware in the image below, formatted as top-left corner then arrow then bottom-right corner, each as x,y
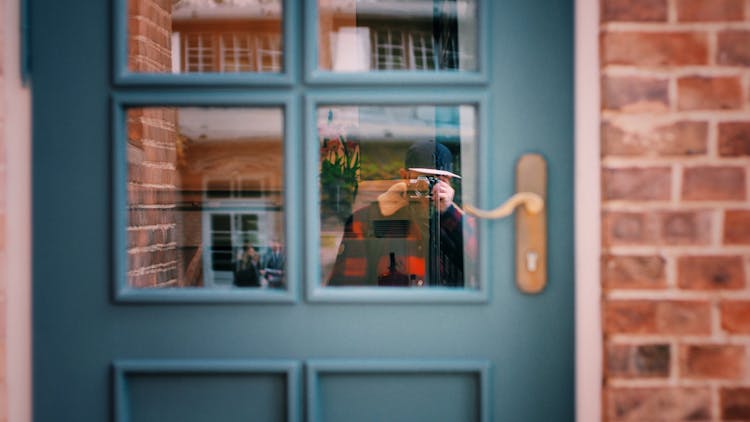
464,154 -> 547,293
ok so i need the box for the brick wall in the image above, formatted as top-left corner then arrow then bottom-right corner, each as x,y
128,0 -> 172,72
601,0 -> 750,420
127,108 -> 181,287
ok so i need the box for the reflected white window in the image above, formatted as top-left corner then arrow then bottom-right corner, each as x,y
319,0 -> 478,72
128,0 -> 283,74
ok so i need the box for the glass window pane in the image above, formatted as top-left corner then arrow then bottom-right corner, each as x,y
128,0 -> 282,74
318,0 -> 478,72
318,105 -> 478,288
126,107 -> 286,290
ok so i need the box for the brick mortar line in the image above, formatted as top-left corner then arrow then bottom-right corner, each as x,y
607,245 -> 750,254
136,117 -> 176,130
609,334 -> 750,343
668,0 -> 677,23
140,139 -> 178,150
602,109 -> 750,120
127,225 -> 175,231
129,204 -> 178,210
603,200 -> 750,208
127,261 -> 179,276
708,116 -> 719,158
603,158 -> 750,167
603,66 -> 749,77
712,382 -> 720,420
667,254 -> 678,288
601,22 -> 750,32
607,378 -> 750,388
606,248 -> 750,258
606,290 -> 750,300
712,298 -> 723,339
712,209 -> 724,248
128,183 -> 177,190
127,243 -> 178,254
672,163 -> 682,203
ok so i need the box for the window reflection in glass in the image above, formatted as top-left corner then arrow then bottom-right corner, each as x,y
126,107 -> 285,289
318,0 -> 478,72
318,105 -> 478,288
128,0 -> 282,73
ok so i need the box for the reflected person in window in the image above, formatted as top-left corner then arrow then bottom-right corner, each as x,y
234,245 -> 261,287
328,140 -> 471,287
260,239 -> 285,288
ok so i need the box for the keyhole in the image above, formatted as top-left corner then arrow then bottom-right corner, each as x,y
526,251 -> 539,272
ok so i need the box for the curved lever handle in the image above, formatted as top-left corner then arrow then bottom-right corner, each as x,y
463,192 -> 544,219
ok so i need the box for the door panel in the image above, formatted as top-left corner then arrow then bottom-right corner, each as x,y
33,1 -> 573,421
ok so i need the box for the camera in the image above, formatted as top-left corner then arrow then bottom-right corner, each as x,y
407,175 -> 438,199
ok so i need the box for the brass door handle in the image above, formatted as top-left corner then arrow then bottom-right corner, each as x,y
464,154 -> 547,294
463,192 -> 544,219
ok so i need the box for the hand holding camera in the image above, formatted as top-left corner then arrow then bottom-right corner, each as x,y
407,175 -> 455,213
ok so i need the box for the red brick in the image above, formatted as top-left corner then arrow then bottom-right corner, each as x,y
682,166 -> 746,201
607,387 -> 711,421
607,343 -> 670,378
660,211 -> 712,245
677,0 -> 745,21
601,0 -> 668,22
602,76 -> 670,112
603,211 -> 712,246
602,120 -> 708,157
677,255 -> 745,290
602,255 -> 667,289
602,32 -> 708,66
721,387 -> 750,420
605,300 -> 711,335
724,210 -> 750,244
603,167 -> 672,201
657,301 -> 712,335
721,301 -> 750,334
604,301 -> 658,334
602,212 -> 656,246
678,76 -> 743,111
718,31 -> 750,66
681,344 -> 745,379
719,122 -> 750,156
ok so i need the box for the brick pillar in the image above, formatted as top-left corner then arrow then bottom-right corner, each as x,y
127,108 -> 181,287
128,0 -> 172,72
601,0 -> 750,420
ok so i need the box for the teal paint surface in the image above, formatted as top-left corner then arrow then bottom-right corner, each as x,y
33,0 -> 574,420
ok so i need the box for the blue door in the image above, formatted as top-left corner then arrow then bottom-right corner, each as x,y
33,0 -> 573,420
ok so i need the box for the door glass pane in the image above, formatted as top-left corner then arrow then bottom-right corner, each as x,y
318,0 -> 478,72
318,105 -> 478,288
126,107 -> 286,289
128,0 -> 282,74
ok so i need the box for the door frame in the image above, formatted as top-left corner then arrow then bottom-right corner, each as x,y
5,0 -> 603,419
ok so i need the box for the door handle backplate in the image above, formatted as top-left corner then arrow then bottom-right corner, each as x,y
464,154 -> 547,294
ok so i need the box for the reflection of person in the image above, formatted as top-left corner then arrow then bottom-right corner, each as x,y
234,245 -> 260,287
260,239 -> 285,288
328,140 -> 471,287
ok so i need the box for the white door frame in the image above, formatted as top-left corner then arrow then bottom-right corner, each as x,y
575,0 -> 603,420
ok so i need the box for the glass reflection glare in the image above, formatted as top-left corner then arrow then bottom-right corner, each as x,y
318,0 -> 478,72
318,105 -> 478,288
128,0 -> 282,73
126,107 -> 285,289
